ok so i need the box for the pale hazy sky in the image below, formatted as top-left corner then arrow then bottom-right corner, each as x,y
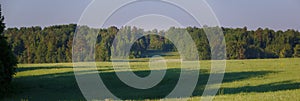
1,0 -> 300,30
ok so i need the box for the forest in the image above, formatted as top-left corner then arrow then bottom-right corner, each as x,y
3,24 -> 300,63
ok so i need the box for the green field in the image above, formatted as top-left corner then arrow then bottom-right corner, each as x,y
3,58 -> 300,101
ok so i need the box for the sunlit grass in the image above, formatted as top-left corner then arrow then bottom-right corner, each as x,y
4,58 -> 300,101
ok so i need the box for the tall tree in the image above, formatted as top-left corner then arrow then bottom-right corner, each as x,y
0,5 -> 17,96
294,44 -> 300,58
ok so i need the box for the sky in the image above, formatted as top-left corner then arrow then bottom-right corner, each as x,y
1,0 -> 300,30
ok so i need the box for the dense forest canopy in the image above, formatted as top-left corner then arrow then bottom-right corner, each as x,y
3,24 -> 300,63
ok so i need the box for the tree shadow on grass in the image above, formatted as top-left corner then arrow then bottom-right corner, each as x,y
6,71 -> 83,101
219,80 -> 300,95
5,67 -> 299,100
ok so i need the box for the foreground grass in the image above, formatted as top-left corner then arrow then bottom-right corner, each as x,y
2,58 -> 300,101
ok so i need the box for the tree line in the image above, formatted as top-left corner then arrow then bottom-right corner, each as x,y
3,24 -> 300,63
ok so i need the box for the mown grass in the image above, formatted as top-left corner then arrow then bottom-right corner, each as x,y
2,57 -> 300,101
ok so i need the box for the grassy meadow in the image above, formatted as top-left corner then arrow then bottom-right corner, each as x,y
2,54 -> 300,100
